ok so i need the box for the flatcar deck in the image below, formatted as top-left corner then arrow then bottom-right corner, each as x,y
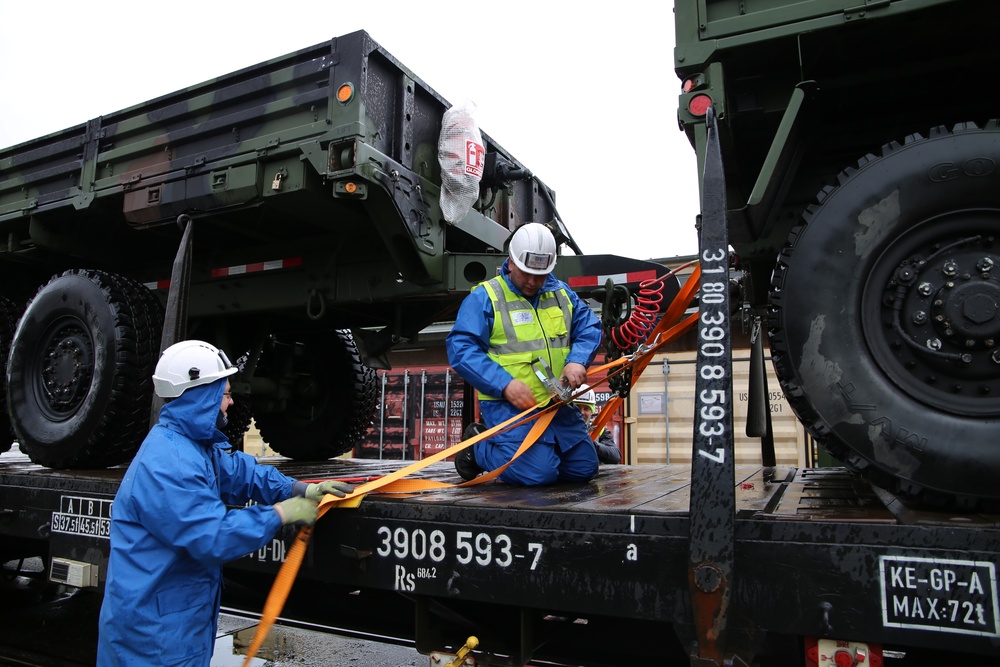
4,452 -> 1000,665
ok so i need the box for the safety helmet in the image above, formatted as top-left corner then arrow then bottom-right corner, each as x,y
152,340 -> 238,398
572,384 -> 597,410
508,223 -> 557,275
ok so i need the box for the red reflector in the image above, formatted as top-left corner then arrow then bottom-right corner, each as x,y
689,94 -> 713,116
682,78 -> 696,93
833,650 -> 854,667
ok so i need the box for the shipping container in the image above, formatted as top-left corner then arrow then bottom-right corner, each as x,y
356,367 -> 464,460
626,350 -> 806,467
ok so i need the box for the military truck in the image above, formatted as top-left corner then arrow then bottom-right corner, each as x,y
675,0 -> 1000,507
0,30 -> 659,470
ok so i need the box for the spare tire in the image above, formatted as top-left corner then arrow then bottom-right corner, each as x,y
7,270 -> 163,469
254,330 -> 377,459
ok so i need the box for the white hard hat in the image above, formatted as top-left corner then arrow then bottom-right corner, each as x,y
152,340 -> 238,398
572,384 -> 596,408
508,223 -> 557,275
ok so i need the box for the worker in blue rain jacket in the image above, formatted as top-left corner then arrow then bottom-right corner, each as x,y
97,340 -> 352,667
447,222 -> 603,486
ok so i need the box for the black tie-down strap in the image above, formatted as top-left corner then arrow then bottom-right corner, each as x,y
149,214 -> 195,426
686,106 -> 748,667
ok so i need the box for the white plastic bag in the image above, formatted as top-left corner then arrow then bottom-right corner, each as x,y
438,101 -> 485,224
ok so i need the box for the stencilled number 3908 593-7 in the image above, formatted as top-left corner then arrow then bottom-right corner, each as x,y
375,526 -> 543,570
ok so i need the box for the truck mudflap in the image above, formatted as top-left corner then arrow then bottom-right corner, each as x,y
0,295 -> 18,453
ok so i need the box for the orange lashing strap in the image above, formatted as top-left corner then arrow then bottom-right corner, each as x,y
592,263 -> 702,438
240,264 -> 702,665
240,408 -> 556,665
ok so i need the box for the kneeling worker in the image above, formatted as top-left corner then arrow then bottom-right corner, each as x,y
447,222 -> 603,486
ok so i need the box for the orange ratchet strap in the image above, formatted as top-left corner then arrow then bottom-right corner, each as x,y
240,407 -> 556,665
591,263 -> 701,437
240,263 -> 702,665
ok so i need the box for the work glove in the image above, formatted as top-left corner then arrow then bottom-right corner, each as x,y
305,480 -> 355,501
274,496 -> 319,527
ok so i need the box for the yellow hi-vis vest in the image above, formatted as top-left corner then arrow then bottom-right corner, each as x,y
479,276 -> 574,405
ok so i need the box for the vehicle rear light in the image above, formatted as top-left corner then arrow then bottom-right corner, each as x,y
688,94 -> 713,116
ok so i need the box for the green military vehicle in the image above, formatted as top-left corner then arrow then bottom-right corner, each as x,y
0,30 -> 660,470
675,0 -> 1000,506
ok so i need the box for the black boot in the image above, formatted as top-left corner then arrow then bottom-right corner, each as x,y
455,447 -> 483,481
455,422 -> 486,481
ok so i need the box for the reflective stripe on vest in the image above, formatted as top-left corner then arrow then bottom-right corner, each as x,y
479,276 -> 573,404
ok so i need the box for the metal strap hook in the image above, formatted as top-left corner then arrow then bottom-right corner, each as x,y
306,288 -> 326,320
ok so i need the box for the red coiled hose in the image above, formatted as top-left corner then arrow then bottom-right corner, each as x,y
609,270 -> 683,351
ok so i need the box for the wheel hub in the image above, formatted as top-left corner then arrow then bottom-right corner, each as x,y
933,279 -> 1000,344
40,326 -> 93,415
869,224 -> 999,417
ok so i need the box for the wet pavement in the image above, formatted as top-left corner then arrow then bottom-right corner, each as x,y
212,613 -> 425,666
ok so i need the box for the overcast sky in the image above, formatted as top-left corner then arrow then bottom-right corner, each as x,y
0,1 -> 700,261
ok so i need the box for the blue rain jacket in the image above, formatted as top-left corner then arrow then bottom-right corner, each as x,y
97,379 -> 297,666
446,260 -> 602,485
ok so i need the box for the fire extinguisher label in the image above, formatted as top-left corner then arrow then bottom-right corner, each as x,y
465,141 -> 485,177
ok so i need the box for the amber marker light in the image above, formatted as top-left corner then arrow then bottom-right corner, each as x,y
337,83 -> 355,104
345,182 -> 358,194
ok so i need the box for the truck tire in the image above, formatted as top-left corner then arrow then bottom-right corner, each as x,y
7,270 -> 164,469
0,296 -> 20,454
254,330 -> 377,459
769,121 -> 1000,507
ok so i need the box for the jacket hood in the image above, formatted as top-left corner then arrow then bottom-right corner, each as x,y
157,378 -> 227,445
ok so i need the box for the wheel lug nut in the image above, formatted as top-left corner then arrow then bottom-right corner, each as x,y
942,260 -> 958,277
912,311 -> 927,324
918,282 -> 933,296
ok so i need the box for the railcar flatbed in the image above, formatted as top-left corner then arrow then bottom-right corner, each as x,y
3,451 -> 998,665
